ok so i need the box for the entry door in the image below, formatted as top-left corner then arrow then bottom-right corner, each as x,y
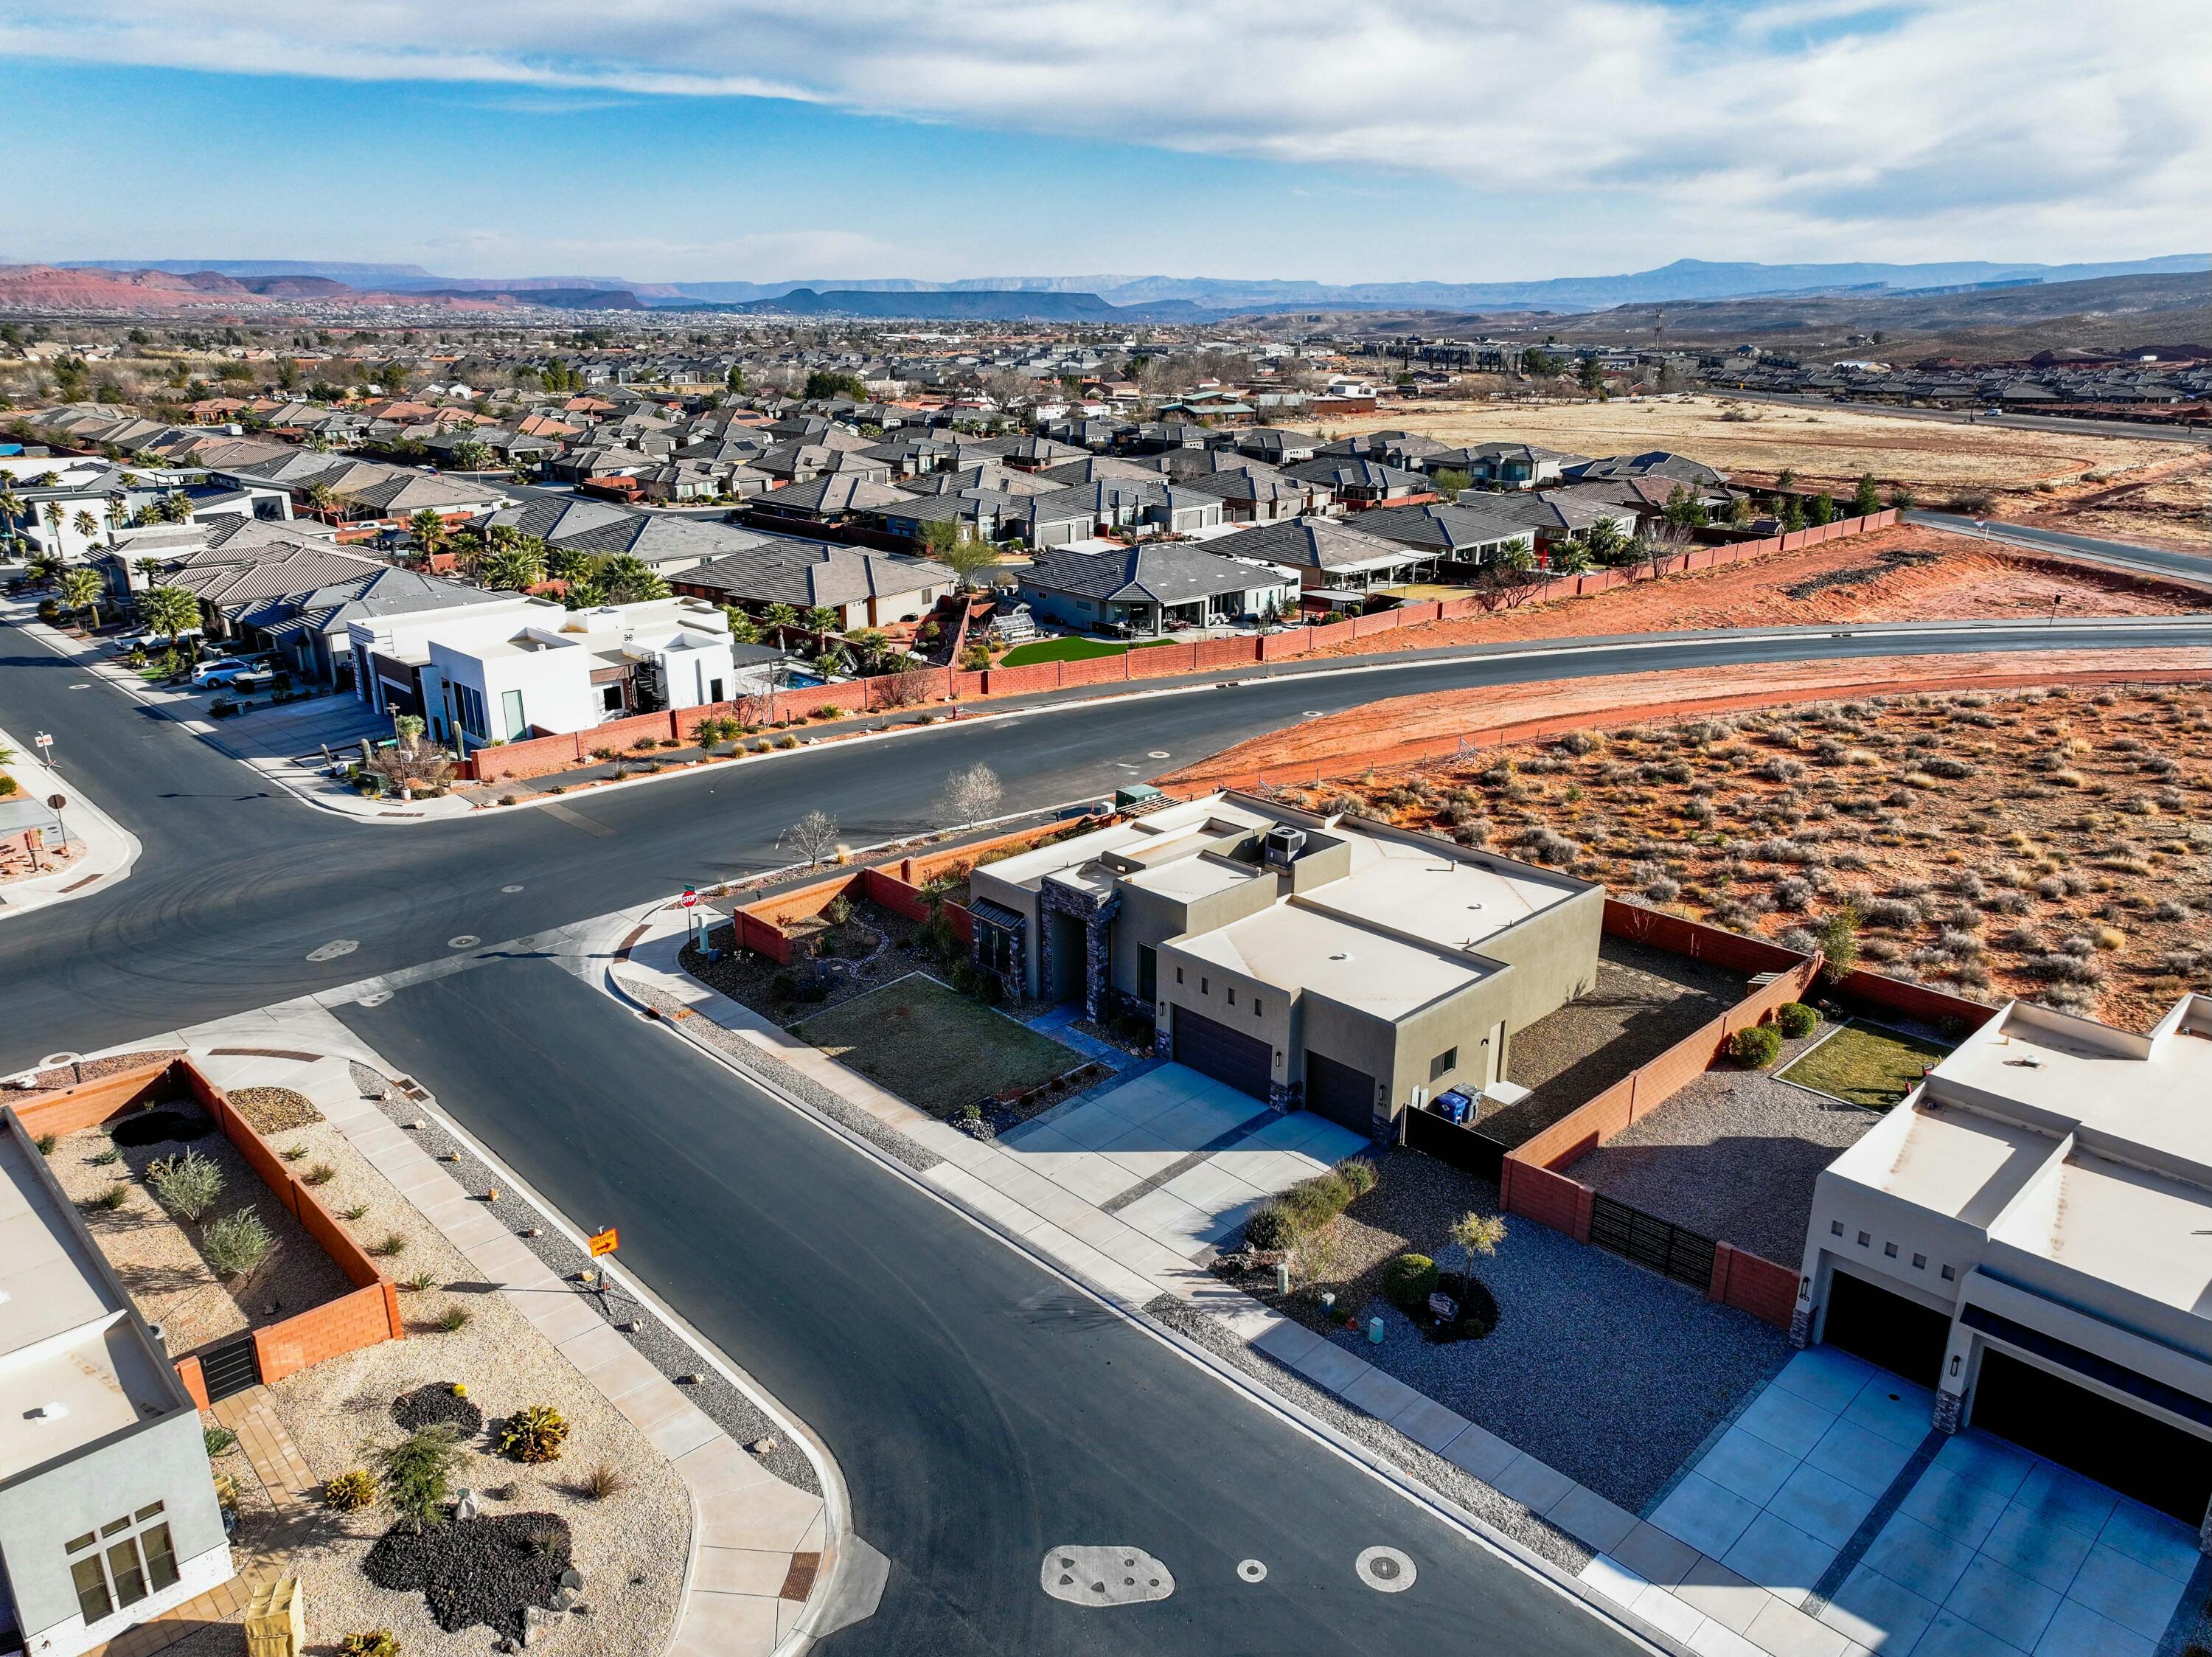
1482,1021 -> 1506,1089
1973,1349 -> 2212,1526
1820,1267 -> 1951,1389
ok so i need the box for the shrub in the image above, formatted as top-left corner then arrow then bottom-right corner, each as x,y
1775,1002 -> 1818,1039
339,1633 -> 399,1657
1382,1253 -> 1439,1311
204,1425 -> 238,1457
91,1144 -> 120,1165
323,1467 -> 378,1512
341,1202 -> 370,1220
34,1132 -> 57,1156
86,1182 -> 130,1211
368,1232 -> 408,1257
1731,1025 -> 1783,1069
1335,1157 -> 1379,1198
201,1209 -> 272,1278
1279,1170 -> 1354,1232
578,1462 -> 630,1501
372,1424 -> 464,1527
147,1148 -> 225,1220
497,1404 -> 569,1464
302,1161 -> 335,1186
434,1306 -> 472,1333
280,1144 -> 308,1161
1244,1202 -> 1296,1251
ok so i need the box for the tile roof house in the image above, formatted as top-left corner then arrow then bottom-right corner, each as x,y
1222,516 -> 1441,594
670,543 -> 954,630
1015,543 -> 1297,636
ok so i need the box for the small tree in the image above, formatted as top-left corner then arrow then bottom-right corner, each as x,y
779,809 -> 841,867
58,566 -> 102,628
1817,904 -> 1862,983
372,1423 -> 465,1533
939,762 -> 1003,823
1447,1211 -> 1508,1285
1851,473 -> 1882,517
406,508 -> 448,558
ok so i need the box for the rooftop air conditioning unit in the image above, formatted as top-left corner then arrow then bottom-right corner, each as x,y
1262,826 -> 1305,869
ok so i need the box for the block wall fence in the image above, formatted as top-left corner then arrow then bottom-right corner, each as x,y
468,512 -> 1915,782
16,1057 -> 404,1392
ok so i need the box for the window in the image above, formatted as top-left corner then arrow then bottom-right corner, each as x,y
1429,1048 -> 1458,1083
1912,1253 -> 1927,1270
451,681 -> 489,740
1175,966 -> 1183,985
1253,999 -> 1262,1018
1200,977 -> 1208,996
602,684 -> 625,712
1138,945 -> 1156,1001
1830,1220 -> 1843,1237
1883,1242 -> 1898,1259
1940,1264 -> 1955,1282
1225,986 -> 1235,1007
1857,1231 -> 1870,1247
501,688 -> 525,740
66,1504 -> 175,1626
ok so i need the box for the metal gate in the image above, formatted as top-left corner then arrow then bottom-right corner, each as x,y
197,1332 -> 262,1402
1403,1108 -> 1512,1182
1588,1195 -> 1716,1290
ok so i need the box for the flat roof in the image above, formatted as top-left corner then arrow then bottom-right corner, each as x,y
980,799 -> 1272,892
1177,900 -> 1489,1018
1123,852 -> 1265,904
1827,1099 -> 2055,1228
0,1126 -> 173,1480
1992,1151 -> 2212,1316
1301,833 -> 1573,954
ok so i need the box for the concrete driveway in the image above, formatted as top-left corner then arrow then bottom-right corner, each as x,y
197,691 -> 393,766
998,1063 -> 1371,1259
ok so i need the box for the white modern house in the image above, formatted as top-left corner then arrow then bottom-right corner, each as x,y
350,595 -> 740,748
0,1111 -> 234,1656
1795,993 -> 2212,1535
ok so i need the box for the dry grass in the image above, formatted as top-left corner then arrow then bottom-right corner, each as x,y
1276,684 -> 2212,1032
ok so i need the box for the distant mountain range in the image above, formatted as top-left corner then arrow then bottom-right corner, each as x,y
24,254 -> 2209,319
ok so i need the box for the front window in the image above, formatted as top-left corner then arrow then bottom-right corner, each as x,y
66,1504 -> 176,1625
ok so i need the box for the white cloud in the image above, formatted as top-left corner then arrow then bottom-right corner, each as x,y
1,0 -> 2205,260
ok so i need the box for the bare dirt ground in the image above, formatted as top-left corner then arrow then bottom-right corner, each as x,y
1994,448 -> 2212,551
1201,680 -> 2211,1032
1360,394 -> 2180,491
1293,525 -> 2205,664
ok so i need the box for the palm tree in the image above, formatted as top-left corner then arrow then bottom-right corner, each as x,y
407,509 -> 448,559
73,510 -> 101,547
801,605 -> 841,638
132,555 -> 168,588
107,493 -> 130,534
304,481 -> 336,518
597,554 -> 667,605
479,546 -> 546,592
0,487 -> 24,557
42,501 -> 65,547
140,586 -> 202,646
157,490 -> 194,524
57,566 -> 102,628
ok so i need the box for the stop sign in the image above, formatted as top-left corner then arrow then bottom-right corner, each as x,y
680,888 -> 698,909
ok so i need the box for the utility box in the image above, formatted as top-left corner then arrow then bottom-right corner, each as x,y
244,1576 -> 305,1657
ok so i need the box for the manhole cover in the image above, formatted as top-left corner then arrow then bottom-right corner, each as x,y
1147,750 -> 1170,759
39,1052 -> 81,1069
307,939 -> 358,962
1040,1546 -> 1172,1607
1237,1559 -> 1267,1584
501,883 -> 524,894
1356,1547 -> 1416,1593
1303,710 -> 1324,718
448,935 -> 480,949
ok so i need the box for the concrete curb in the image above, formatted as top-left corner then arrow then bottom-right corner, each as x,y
0,713 -> 142,917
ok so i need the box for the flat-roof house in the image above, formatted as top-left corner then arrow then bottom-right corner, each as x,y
966,795 -> 1600,1132
1798,993 -> 2212,1531
1016,544 -> 1297,636
0,1110 -> 233,1656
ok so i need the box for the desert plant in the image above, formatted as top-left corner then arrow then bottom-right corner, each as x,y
367,1232 -> 408,1257
1382,1252 -> 1439,1311
1244,1201 -> 1297,1252
403,1268 -> 436,1291
1775,1001 -> 1818,1040
577,1461 -> 630,1501
34,1132 -> 57,1156
433,1305 -> 472,1334
1335,1157 -> 1379,1198
1731,1025 -> 1783,1069
497,1404 -> 569,1464
341,1202 -> 370,1220
302,1161 -> 335,1186
201,1209 -> 272,1278
323,1467 -> 378,1511
147,1149 -> 225,1220
91,1144 -> 120,1165
372,1424 -> 465,1530
280,1144 -> 309,1161
338,1632 -> 399,1657
204,1425 -> 238,1457
86,1183 -> 130,1212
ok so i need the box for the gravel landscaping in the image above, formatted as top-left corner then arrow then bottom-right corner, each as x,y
1218,1147 -> 1789,1510
1478,937 -> 1748,1146
1566,1014 -> 1879,1262
363,1512 -> 574,1643
227,1084 -> 325,1135
51,1108 -> 356,1353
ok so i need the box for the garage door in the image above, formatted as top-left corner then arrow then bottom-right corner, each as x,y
1304,1050 -> 1377,1133
1820,1268 -> 1950,1389
1172,1007 -> 1270,1100
1974,1349 -> 2212,1525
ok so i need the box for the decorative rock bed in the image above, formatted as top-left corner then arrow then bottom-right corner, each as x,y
362,1512 -> 574,1642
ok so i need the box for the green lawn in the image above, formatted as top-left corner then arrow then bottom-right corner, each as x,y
998,636 -> 1176,667
1778,1021 -> 1953,1110
793,973 -> 1082,1117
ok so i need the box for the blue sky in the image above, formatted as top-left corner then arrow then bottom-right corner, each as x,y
0,1 -> 2202,283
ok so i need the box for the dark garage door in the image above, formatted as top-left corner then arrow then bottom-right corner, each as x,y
1821,1268 -> 1950,1389
1172,1007 -> 1271,1100
1975,1349 -> 2212,1525
1304,1050 -> 1377,1133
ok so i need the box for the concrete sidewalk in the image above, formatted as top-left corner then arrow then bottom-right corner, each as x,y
0,712 -> 140,918
77,1004 -> 856,1657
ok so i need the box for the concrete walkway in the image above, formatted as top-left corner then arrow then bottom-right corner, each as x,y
0,712 -> 139,918
74,1009 -> 850,1657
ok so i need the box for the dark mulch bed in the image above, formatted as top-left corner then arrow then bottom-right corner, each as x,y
391,1383 -> 485,1437
229,1085 -> 325,1135
363,1512 -> 572,1640
109,1108 -> 216,1148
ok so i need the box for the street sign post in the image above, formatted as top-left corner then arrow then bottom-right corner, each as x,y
46,793 -> 68,852
588,1226 -> 619,1257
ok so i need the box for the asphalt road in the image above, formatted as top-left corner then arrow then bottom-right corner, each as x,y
335,959 -> 1635,1656
1904,510 -> 2210,583
1716,390 -> 2212,445
7,609 -> 2211,1653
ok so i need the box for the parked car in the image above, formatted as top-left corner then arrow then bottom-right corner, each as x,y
189,657 -> 253,684
223,669 -> 276,693
116,628 -> 202,653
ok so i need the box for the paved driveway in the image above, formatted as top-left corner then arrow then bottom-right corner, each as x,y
199,692 -> 392,765
1612,1346 -> 2205,1657
997,1063 -> 1371,1259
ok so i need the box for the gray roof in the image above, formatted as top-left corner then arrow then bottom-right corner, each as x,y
1019,543 -> 1293,606
1224,517 -> 1427,572
676,544 -> 953,608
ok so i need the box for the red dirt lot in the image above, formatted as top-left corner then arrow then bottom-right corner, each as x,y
1300,526 -> 2204,663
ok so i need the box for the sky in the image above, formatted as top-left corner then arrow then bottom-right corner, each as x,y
0,0 -> 2205,285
